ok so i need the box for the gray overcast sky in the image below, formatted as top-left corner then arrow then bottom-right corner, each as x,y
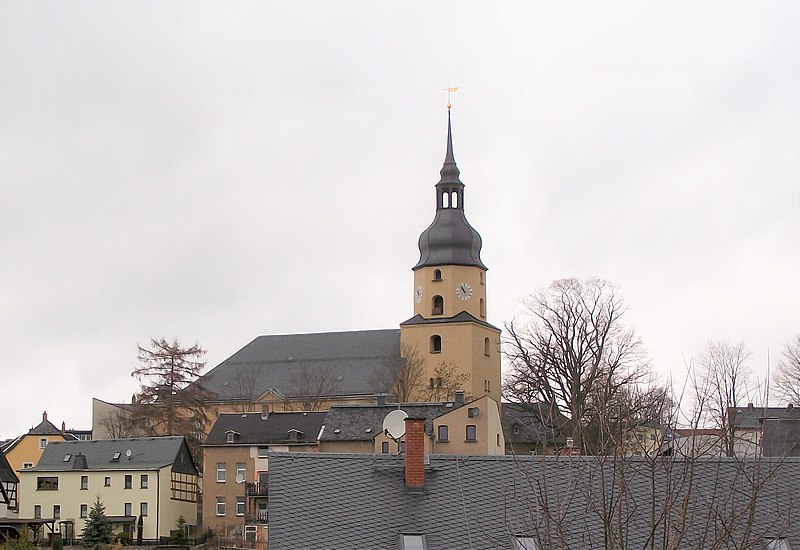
1,2 -> 798,437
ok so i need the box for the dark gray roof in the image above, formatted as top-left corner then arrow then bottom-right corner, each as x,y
320,403 -> 455,442
762,410 -> 800,456
29,417 -> 62,436
733,405 -> 798,429
400,311 -> 499,331
28,436 -> 197,473
414,114 -> 486,271
501,402 -> 568,448
204,412 -> 326,445
197,329 -> 400,400
267,453 -> 800,550
0,449 -> 17,484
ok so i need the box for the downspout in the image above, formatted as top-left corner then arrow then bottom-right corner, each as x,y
156,470 -> 160,539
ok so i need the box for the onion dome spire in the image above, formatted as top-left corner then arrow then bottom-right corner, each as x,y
413,113 -> 486,271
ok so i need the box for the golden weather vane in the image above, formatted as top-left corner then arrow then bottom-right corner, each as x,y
442,85 -> 459,110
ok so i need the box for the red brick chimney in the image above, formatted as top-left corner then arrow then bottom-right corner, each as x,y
43,411 -> 48,422
404,417 -> 426,493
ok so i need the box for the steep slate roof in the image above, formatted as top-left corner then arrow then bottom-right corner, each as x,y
400,311 -> 499,331
0,449 -> 17,484
204,412 -> 326,445
501,402 -> 568,449
197,329 -> 400,400
320,403 -> 456,442
762,409 -> 800,457
733,405 -> 798,429
28,436 -> 196,473
268,453 -> 800,549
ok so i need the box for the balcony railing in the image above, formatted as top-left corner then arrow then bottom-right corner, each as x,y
245,482 -> 268,496
244,510 -> 268,524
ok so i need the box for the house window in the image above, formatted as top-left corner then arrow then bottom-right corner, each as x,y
80,476 -> 88,490
512,536 -> 539,550
63,454 -> 72,463
430,335 -> 442,354
226,431 -> 235,443
466,425 -> 477,442
104,477 -> 111,487
80,504 -> 88,518
34,505 -> 41,519
216,463 -> 226,482
236,463 -> 246,483
497,434 -> 501,446
257,446 -> 268,458
433,269 -> 442,281
53,505 -> 60,519
381,441 -> 390,454
236,496 -> 245,516
140,474 -> 148,489
484,337 -> 490,356
140,502 -> 148,517
124,475 -> 132,489
400,533 -> 427,550
437,425 -> 449,442
216,497 -> 226,516
124,503 -> 132,516
39,438 -> 48,449
431,295 -> 443,315
23,462 -> 33,469
36,477 -> 58,491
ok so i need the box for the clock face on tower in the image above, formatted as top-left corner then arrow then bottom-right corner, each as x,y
414,286 -> 424,303
456,282 -> 473,301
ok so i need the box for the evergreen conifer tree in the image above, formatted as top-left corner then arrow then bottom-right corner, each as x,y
81,496 -> 113,549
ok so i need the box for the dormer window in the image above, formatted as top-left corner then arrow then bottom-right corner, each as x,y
225,431 -> 240,444
288,429 -> 303,442
432,295 -> 443,315
111,452 -> 121,462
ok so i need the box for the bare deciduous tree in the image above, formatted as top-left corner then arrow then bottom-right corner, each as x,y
693,340 -> 752,457
425,361 -> 470,402
131,338 -> 214,437
503,278 -> 651,453
287,364 -> 340,411
773,334 -> 800,405
369,344 -> 426,402
96,408 -> 142,439
227,365 -> 263,413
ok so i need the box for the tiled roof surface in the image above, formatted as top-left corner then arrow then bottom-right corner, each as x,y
268,453 -> 800,550
501,402 -> 567,448
204,412 -> 326,445
320,403 -> 454,442
400,311 -> 499,331
29,436 -> 194,472
0,448 -> 17,484
197,329 -> 400,400
733,405 -> 799,429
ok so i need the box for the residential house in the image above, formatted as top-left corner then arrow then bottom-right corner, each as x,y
622,422 -> 673,457
17,436 -> 199,542
672,428 -> 726,458
201,409 -> 325,544
0,448 -> 18,517
762,407 -> 800,457
2,412 -> 79,476
501,402 -> 566,455
319,393 -> 505,456
267,417 -> 800,549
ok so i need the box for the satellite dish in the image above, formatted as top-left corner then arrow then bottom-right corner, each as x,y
382,409 -> 408,440
125,449 -> 132,457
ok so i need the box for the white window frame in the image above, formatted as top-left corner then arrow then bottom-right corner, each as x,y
80,504 -> 88,518
124,502 -> 132,517
216,497 -> 226,516
236,462 -> 246,483
140,474 -> 148,489
236,496 -> 245,516
39,438 -> 48,450
140,502 -> 148,517
216,463 -> 226,483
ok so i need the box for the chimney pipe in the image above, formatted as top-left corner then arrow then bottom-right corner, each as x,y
377,393 -> 387,407
404,417 -> 426,493
261,403 -> 270,420
454,391 -> 465,407
43,411 -> 48,422
747,403 -> 754,409
788,403 -> 794,411
61,421 -> 66,432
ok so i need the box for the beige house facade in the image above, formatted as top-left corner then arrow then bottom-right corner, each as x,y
17,437 -> 199,541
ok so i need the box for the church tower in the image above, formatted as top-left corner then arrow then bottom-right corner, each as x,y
400,113 -> 501,401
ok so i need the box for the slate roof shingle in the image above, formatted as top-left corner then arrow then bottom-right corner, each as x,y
320,403 -> 456,442
197,329 -> 400,400
267,453 -> 800,550
204,412 -> 326,445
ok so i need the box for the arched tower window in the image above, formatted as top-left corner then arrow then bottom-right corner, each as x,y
479,271 -> 484,285
484,337 -> 490,356
442,192 -> 450,208
432,295 -> 444,315
450,191 -> 458,208
480,298 -> 485,318
433,269 -> 442,281
430,335 -> 442,353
